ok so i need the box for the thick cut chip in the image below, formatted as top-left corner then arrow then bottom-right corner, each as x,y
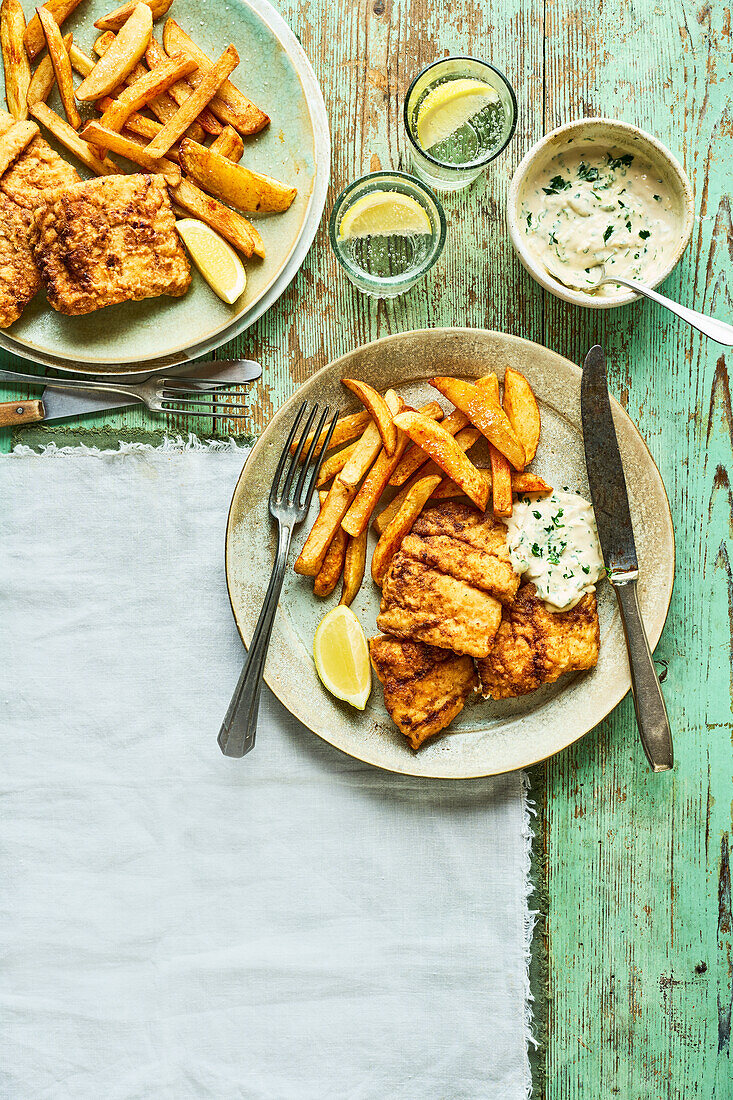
95,0 -> 174,32
33,173 -> 191,315
30,102 -> 119,175
340,529 -> 367,607
36,4 -> 80,128
76,3 -> 153,101
476,583 -> 600,699
170,177 -> 259,258
392,410 -> 489,510
179,138 -> 296,213
23,0 -> 83,60
430,375 -> 526,470
144,45 -> 238,157
80,121 -> 181,184
503,367 -> 541,464
1,0 -> 31,119
369,634 -> 478,750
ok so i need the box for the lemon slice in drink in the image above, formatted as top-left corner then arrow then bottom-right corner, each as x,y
313,605 -> 372,710
416,78 -> 500,151
175,218 -> 246,304
338,190 -> 431,240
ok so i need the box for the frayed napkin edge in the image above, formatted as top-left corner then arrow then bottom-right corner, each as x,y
9,434 -> 250,458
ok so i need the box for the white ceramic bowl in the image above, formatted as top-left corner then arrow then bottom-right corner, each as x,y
506,118 -> 695,309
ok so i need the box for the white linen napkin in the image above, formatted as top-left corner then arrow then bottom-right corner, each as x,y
0,439 -> 534,1100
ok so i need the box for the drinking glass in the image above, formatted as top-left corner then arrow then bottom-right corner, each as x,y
404,57 -> 517,192
329,171 -> 446,298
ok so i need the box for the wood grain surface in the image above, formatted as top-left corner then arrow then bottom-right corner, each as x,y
1,0 -> 731,1095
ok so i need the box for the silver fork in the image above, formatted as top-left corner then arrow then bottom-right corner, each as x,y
0,365 -> 254,418
218,401 -> 339,757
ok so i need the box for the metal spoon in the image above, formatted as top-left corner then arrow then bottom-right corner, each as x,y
541,258 -> 733,346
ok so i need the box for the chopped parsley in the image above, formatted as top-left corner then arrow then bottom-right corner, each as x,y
607,153 -> 634,169
526,211 -> 532,227
603,225 -> 614,243
577,161 -> 599,182
543,174 -> 571,195
531,542 -> 543,558
532,510 -> 542,519
625,220 -> 632,232
582,565 -> 591,574
653,194 -> 661,201
639,229 -> 651,240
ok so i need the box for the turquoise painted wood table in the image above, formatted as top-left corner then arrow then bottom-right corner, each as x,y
2,0 -> 731,1094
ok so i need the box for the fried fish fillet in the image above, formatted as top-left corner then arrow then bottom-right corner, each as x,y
0,193 -> 41,328
369,633 -> 478,750
476,583 -> 600,700
0,131 -> 80,211
33,174 -> 191,315
377,555 -> 503,659
402,501 -> 520,604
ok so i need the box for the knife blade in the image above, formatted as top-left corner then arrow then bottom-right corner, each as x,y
36,359 -> 262,423
580,345 -> 673,772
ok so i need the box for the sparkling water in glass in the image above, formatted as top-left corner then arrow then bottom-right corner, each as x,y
404,57 -> 517,192
329,172 -> 446,298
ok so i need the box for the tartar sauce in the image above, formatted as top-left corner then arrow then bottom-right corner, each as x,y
505,489 -> 604,611
521,146 -> 678,296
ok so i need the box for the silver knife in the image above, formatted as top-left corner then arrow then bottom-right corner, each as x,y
0,359 -> 262,423
580,345 -> 673,772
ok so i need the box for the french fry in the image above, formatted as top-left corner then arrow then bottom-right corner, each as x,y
316,440 -> 358,488
291,409 -> 371,457
36,5 -> 80,128
512,472 -> 552,495
430,375 -> 526,471
162,18 -> 269,136
68,40 -> 94,76
145,36 -> 222,134
341,378 -> 397,457
340,402 -> 443,538
430,470 -> 552,501
1,0 -> 31,120
76,3 -> 153,101
209,123 -> 243,162
371,474 -> 443,586
474,375 -> 512,518
144,45 -> 238,157
503,367 -> 541,464
97,53 -> 197,134
295,391 -> 400,576
80,120 -> 180,183
27,30 -> 73,105
179,137 -> 296,213
169,177 -> 259,258
0,119 -> 37,174
340,529 -> 367,607
374,427 -> 481,533
30,102 -> 119,174
97,93 -> 166,140
23,0 -> 83,61
392,411 -> 489,511
389,406 -> 467,486
94,0 -> 174,32
313,498 -> 348,598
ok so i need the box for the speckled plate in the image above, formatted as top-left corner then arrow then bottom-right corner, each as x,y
0,0 -> 329,372
225,329 -> 675,778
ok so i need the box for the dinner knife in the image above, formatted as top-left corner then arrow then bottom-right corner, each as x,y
580,345 -> 673,772
0,359 -> 262,424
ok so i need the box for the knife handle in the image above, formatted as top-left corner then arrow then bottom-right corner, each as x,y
613,576 -> 673,772
0,399 -> 45,428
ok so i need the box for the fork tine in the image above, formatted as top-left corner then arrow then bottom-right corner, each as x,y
293,404 -> 329,504
160,398 -> 250,410
282,403 -> 320,504
300,409 -> 339,514
163,407 -> 250,419
270,402 -> 307,507
160,378 -> 253,389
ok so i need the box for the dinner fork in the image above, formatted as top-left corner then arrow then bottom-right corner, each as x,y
218,401 -> 339,758
0,365 -> 255,418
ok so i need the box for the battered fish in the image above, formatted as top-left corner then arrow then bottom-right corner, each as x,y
377,555 -> 503,659
476,582 -> 600,700
33,174 -> 191,315
402,501 -> 520,604
0,193 -> 41,328
0,109 -> 80,327
369,633 -> 478,750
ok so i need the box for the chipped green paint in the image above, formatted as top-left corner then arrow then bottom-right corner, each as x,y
1,0 -> 731,1095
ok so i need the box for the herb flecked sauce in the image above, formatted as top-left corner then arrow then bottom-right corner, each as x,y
520,146 -> 678,296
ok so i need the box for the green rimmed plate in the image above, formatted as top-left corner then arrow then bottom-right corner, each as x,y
0,0 -> 329,372
225,329 -> 675,779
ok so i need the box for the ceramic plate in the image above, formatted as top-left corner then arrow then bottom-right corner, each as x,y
225,329 -> 675,778
0,0 -> 329,372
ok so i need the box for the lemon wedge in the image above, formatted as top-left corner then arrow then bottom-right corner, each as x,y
416,77 -> 499,151
338,190 -> 431,240
175,218 -> 246,304
313,605 -> 372,710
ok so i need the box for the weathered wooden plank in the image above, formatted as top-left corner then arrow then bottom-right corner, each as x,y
542,0 -> 733,1095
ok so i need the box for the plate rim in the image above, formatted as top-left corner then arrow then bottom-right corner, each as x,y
225,327 -> 676,778
0,0 -> 331,374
